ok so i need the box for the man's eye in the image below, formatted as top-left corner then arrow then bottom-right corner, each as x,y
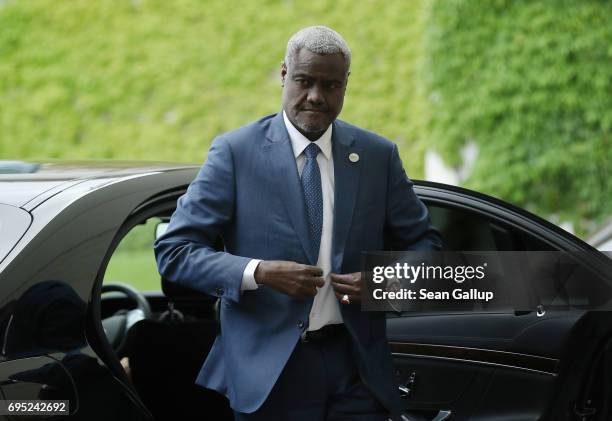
295,79 -> 310,86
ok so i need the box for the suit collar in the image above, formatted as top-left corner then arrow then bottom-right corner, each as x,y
264,111 -> 290,144
331,119 -> 356,148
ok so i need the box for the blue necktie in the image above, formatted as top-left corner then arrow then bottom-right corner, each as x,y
301,143 -> 323,261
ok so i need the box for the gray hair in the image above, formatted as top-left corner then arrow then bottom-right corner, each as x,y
283,26 -> 351,74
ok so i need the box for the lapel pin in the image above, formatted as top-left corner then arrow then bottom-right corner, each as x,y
349,152 -> 360,163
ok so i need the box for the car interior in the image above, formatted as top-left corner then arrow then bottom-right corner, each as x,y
100,205 -> 235,421
97,194 -> 612,421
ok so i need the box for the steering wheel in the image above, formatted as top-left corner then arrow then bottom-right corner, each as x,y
101,282 -> 153,355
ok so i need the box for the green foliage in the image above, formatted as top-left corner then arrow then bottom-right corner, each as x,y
103,217 -> 160,291
104,250 -> 161,291
1,0 -> 611,235
419,0 -> 612,233
0,0 -> 426,174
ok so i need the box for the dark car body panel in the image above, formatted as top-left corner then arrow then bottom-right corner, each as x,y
0,161 -> 198,420
0,160 -> 610,420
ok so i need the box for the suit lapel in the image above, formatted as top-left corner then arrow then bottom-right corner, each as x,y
264,112 -> 317,264
331,121 -> 361,273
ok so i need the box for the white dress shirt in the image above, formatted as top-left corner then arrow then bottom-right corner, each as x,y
240,110 -> 343,331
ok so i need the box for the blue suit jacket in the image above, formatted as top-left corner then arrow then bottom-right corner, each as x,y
154,112 -> 441,414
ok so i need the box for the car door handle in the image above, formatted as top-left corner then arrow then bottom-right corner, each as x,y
398,384 -> 411,397
431,410 -> 452,421
515,305 -> 546,317
400,410 -> 452,421
398,371 -> 416,398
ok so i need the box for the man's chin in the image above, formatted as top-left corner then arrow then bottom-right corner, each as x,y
296,119 -> 330,138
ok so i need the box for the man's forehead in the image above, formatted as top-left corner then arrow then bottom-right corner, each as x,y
290,50 -> 347,76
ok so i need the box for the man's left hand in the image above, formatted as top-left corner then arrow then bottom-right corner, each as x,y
330,272 -> 361,304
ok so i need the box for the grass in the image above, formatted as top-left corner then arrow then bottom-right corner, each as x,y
104,249 -> 161,292
103,217 -> 162,292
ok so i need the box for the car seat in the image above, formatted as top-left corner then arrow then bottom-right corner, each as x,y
125,278 -> 233,421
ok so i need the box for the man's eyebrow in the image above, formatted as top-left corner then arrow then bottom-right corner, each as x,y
291,73 -> 343,84
291,72 -> 311,78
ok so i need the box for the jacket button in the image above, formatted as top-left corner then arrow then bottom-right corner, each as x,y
297,320 -> 304,329
215,287 -> 224,296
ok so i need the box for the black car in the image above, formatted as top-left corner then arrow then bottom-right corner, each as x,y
0,161 -> 610,421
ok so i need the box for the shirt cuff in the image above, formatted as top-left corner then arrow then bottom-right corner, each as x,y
241,259 -> 261,291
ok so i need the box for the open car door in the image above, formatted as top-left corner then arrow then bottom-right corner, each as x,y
389,182 -> 612,421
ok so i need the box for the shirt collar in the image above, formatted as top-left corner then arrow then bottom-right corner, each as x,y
282,110 -> 332,160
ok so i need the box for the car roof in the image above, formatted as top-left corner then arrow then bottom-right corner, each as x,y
0,160 -> 199,207
0,160 -> 598,256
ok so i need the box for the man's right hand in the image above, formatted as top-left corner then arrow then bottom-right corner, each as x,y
254,261 -> 324,299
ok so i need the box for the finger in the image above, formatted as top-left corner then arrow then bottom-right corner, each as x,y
334,291 -> 360,302
329,273 -> 351,285
331,281 -> 359,295
303,265 -> 324,276
330,272 -> 360,284
330,275 -> 359,287
307,284 -> 318,296
335,291 -> 350,299
311,276 -> 325,287
298,273 -> 325,286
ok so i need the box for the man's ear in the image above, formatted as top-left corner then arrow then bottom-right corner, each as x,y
281,64 -> 287,86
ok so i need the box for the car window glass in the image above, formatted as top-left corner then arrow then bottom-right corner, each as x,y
428,205 -> 612,310
104,217 -> 161,291
388,204 -> 558,317
427,205 -> 555,252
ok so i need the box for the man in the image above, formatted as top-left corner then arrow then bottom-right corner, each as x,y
154,26 -> 441,420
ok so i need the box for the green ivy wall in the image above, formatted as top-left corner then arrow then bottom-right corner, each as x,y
1,0 -> 610,234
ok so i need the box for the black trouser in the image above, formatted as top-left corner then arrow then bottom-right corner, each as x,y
233,326 -> 388,421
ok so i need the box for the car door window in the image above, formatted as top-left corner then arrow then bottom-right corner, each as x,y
428,205 -> 555,252
397,202 -> 612,316
103,217 -> 162,292
388,204 -> 567,317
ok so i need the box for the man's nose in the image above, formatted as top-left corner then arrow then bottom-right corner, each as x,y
306,84 -> 324,106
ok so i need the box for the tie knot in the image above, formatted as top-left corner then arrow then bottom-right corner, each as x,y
304,143 -> 320,159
